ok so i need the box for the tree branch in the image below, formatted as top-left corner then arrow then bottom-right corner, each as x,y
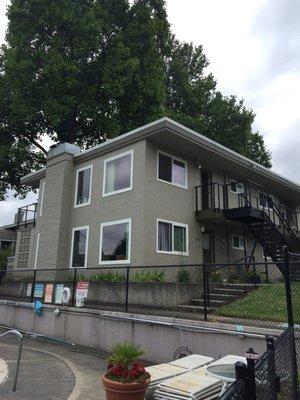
29,138 -> 48,156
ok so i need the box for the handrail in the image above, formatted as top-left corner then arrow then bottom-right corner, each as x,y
262,189 -> 299,245
208,255 -> 254,274
0,329 -> 23,392
17,203 -> 38,228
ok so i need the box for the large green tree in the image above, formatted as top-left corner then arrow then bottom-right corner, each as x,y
0,0 -> 271,200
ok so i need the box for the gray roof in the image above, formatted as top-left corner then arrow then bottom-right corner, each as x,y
21,117 -> 300,194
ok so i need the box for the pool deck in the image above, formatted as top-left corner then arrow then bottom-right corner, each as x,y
0,332 -> 107,400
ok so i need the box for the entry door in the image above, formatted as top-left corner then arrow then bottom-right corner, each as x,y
201,169 -> 212,209
202,231 -> 215,264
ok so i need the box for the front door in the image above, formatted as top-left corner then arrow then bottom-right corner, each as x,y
201,169 -> 212,209
202,231 -> 215,264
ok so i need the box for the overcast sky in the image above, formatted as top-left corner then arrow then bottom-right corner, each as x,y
0,0 -> 300,225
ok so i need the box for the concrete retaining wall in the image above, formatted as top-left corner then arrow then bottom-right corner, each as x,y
0,300 -> 282,363
0,282 -> 202,309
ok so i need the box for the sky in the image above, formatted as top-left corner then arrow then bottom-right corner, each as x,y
0,0 -> 300,225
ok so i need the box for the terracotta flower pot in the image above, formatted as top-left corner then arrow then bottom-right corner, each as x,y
102,375 -> 150,400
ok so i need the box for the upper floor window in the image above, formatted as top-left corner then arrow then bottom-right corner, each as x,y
99,219 -> 131,264
70,226 -> 89,268
157,219 -> 189,255
258,192 -> 274,209
158,151 -> 187,189
230,180 -> 245,194
103,150 -> 133,197
75,165 -> 93,207
232,234 -> 244,250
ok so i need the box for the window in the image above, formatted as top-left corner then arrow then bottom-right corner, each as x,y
157,219 -> 188,255
99,219 -> 131,264
75,165 -> 92,207
103,150 -> 133,196
230,180 -> 244,194
70,226 -> 89,268
232,235 -> 245,250
259,192 -> 274,209
158,152 -> 187,188
39,181 -> 45,216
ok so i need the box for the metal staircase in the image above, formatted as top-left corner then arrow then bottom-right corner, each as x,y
224,187 -> 300,277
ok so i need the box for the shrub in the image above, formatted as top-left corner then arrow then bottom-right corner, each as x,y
131,270 -> 165,282
106,342 -> 150,383
210,271 -> 222,283
177,268 -> 190,283
89,272 -> 126,282
243,272 -> 262,284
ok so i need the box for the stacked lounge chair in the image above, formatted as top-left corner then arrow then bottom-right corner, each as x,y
145,355 -> 214,399
154,369 -> 223,400
152,354 -> 247,400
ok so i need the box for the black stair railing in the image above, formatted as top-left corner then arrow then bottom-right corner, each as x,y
260,189 -> 299,250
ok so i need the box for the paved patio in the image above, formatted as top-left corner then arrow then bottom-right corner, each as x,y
0,332 -> 107,399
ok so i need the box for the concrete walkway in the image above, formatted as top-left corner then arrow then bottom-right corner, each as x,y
0,334 -> 107,400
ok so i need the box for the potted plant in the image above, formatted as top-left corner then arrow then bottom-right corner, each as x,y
102,342 -> 151,400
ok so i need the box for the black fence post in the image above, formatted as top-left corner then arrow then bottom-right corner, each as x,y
266,336 -> 276,400
246,348 -> 258,400
283,246 -> 294,327
235,361 -> 253,399
125,267 -> 130,313
71,268 -> 77,307
203,267 -> 208,322
30,270 -> 36,302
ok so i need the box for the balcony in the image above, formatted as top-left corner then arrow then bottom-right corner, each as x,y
195,182 -> 300,234
17,203 -> 38,228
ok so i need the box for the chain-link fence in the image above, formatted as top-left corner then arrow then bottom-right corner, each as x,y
219,379 -> 245,400
0,251 -> 297,330
220,327 -> 299,400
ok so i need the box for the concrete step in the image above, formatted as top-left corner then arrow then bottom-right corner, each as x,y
202,293 -> 238,302
190,299 -> 229,307
212,288 -> 248,296
178,304 -> 216,313
211,283 -> 258,291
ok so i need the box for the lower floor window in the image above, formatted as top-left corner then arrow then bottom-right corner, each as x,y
157,219 -> 188,255
71,226 -> 89,268
100,219 -> 131,263
232,234 -> 244,250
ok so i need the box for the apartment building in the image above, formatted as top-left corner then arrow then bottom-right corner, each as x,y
2,118 -> 300,272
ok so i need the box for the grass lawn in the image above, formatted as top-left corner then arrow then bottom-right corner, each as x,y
215,283 -> 300,323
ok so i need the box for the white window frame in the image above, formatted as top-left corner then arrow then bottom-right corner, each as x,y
99,218 -> 132,265
74,165 -> 93,208
156,218 -> 189,256
230,180 -> 244,194
39,181 -> 45,216
34,233 -> 40,270
102,150 -> 134,197
232,234 -> 245,250
157,150 -> 188,189
70,225 -> 89,269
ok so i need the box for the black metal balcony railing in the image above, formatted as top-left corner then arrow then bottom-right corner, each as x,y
17,203 -> 38,228
195,182 -> 300,233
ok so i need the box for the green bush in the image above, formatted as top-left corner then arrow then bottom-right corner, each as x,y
131,270 -> 165,282
243,272 -> 262,284
210,271 -> 222,283
177,268 -> 190,283
89,272 -> 126,282
0,249 -> 12,270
